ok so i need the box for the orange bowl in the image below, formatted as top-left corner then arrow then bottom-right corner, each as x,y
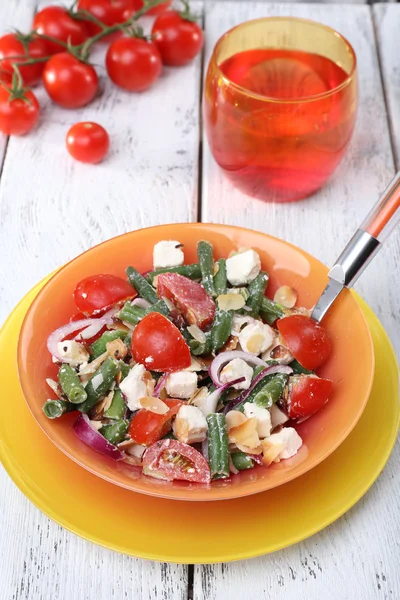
18,224 -> 374,501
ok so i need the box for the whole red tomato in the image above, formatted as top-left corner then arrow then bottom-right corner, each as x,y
0,86 -> 40,135
66,122 -> 110,164
106,37 -> 162,92
43,53 -> 98,108
152,11 -> 203,66
74,274 -> 135,314
131,0 -> 172,16
0,33 -> 49,85
77,0 -> 134,40
277,315 -> 332,371
33,6 -> 89,54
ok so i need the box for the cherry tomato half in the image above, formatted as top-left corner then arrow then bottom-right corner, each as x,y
142,439 -> 211,483
129,399 -> 183,446
156,272 -> 215,330
66,122 -> 110,164
131,0 -> 172,16
74,274 -> 135,315
277,315 -> 332,371
106,37 -> 162,92
0,33 -> 49,86
77,0 -> 134,40
33,6 -> 89,54
282,374 -> 333,419
0,86 -> 40,135
132,312 -> 191,372
43,53 -> 98,109
152,11 -> 203,66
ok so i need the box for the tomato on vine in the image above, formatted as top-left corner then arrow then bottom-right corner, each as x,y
77,0 -> 134,40
66,122 -> 110,164
0,74 -> 40,135
42,53 -> 98,108
106,37 -> 162,92
0,33 -> 49,86
151,5 -> 203,66
33,6 -> 89,54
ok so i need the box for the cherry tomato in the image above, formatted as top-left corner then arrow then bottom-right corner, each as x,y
156,273 -> 215,330
74,274 -> 135,315
0,86 -> 40,135
152,11 -> 203,66
66,122 -> 110,164
0,33 -> 49,86
132,312 -> 191,372
142,439 -> 211,483
77,0 -> 134,40
43,53 -> 98,108
106,37 -> 162,92
277,315 -> 332,371
131,0 -> 172,16
33,6 -> 89,54
129,399 -> 183,446
282,375 -> 333,419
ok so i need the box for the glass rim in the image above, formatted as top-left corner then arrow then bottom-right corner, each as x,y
212,16 -> 358,104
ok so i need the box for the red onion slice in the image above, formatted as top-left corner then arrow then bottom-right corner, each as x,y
47,314 -> 116,361
131,298 -> 151,310
74,414 -> 123,460
224,365 -> 292,413
154,373 -> 168,397
74,307 -> 119,341
193,377 -> 245,416
209,351 -> 269,387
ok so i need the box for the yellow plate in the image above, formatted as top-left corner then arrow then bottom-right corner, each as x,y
1,279 -> 399,563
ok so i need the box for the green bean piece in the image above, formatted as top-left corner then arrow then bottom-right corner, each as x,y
207,413 -> 230,479
197,240 -> 216,297
119,301 -> 146,326
252,365 -> 266,379
91,330 -> 128,359
260,297 -> 285,325
189,336 -> 210,356
104,388 -> 126,420
116,360 -> 131,381
146,263 -> 201,284
145,299 -> 169,317
231,451 -> 255,471
43,399 -> 75,419
213,259 -> 227,295
253,373 -> 289,408
126,266 -> 159,304
209,308 -> 233,353
76,357 -> 119,413
247,272 -> 269,317
58,364 -> 87,404
100,420 -> 129,445
289,359 -> 313,375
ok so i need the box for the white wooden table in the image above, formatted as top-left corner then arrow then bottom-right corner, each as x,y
1,2 -> 399,599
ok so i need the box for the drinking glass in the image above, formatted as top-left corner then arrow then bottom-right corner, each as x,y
203,17 -> 358,202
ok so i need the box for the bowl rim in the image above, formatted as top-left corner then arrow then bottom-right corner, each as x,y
17,223 -> 375,501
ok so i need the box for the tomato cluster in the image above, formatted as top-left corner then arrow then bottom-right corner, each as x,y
0,0 -> 203,163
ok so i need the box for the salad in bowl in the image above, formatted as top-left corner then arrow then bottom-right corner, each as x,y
42,238 -> 334,485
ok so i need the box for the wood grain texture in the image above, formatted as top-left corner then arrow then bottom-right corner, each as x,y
373,3 -> 400,169
202,1 -> 400,358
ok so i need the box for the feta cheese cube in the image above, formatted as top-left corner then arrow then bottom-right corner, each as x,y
226,249 -> 261,286
270,404 -> 289,428
153,240 -> 184,269
220,358 -> 253,390
265,427 -> 302,460
238,322 -> 275,355
119,363 -> 155,411
243,403 -> 272,438
173,404 -> 208,443
166,371 -> 197,399
56,340 -> 89,367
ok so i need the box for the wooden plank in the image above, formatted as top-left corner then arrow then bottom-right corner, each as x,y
198,3 -> 400,599
373,3 -> 400,169
202,1 -> 400,357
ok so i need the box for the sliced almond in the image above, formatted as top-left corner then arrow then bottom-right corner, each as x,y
221,335 -> 239,352
89,391 -> 113,420
173,417 -> 190,442
217,293 -> 246,311
90,420 -> 103,431
189,386 -> 209,405
187,324 -> 206,343
46,378 -> 63,398
246,333 -> 266,355
79,352 -> 108,378
122,454 -> 142,466
262,439 -> 285,466
274,285 -> 297,309
118,439 -> 138,451
162,296 -> 175,311
139,396 -> 169,414
236,442 -> 263,455
106,338 -> 128,360
229,417 -> 260,450
226,410 -> 247,431
184,356 -> 204,372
